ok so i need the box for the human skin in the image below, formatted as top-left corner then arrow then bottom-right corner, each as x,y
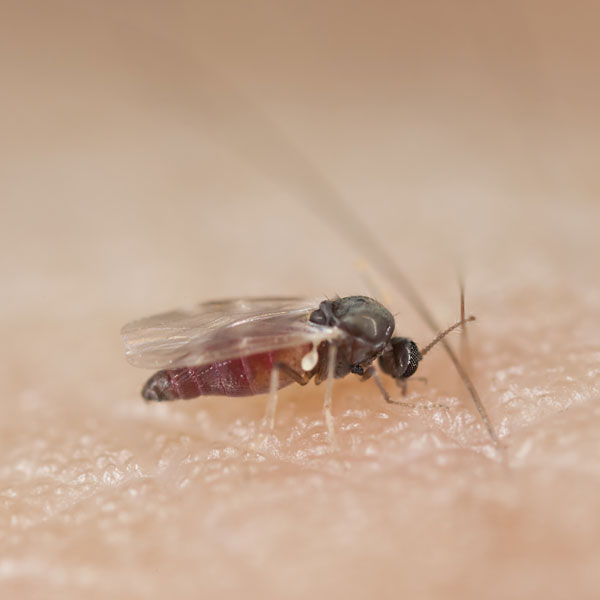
1,2 -> 599,599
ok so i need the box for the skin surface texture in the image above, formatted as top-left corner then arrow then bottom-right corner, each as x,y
2,2 -> 599,599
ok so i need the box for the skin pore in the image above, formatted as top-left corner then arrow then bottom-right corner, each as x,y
2,2 -> 599,599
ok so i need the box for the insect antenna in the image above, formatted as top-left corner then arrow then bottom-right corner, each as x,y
419,315 -> 476,358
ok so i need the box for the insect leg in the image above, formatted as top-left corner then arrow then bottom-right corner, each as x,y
265,366 -> 280,431
324,344 -> 338,449
363,367 -> 414,408
364,367 -> 446,410
274,362 -> 312,386
398,377 -> 407,397
394,376 -> 429,397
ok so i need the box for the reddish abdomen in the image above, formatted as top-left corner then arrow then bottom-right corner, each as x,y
142,345 -> 311,401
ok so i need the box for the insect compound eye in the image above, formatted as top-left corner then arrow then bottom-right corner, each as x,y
350,364 -> 364,375
402,341 -> 421,378
378,337 -> 421,379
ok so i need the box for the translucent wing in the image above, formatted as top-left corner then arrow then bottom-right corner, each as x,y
121,297 -> 340,369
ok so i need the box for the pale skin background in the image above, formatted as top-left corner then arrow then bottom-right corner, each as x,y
2,1 -> 600,598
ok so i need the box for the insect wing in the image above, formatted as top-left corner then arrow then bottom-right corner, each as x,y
121,297 -> 338,369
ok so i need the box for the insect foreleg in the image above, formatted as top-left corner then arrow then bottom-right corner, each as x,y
394,376 -> 428,397
362,366 -> 412,408
361,366 -> 391,404
364,367 -> 444,410
398,377 -> 408,397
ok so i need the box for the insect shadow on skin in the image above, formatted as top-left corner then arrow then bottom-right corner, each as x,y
121,295 -> 474,448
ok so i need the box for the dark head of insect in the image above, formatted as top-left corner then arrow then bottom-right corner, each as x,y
377,313 -> 475,381
310,295 -> 474,384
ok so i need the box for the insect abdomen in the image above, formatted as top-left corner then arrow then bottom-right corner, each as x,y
142,345 -> 311,401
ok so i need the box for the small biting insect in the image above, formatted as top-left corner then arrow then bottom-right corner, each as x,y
121,296 -> 473,429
